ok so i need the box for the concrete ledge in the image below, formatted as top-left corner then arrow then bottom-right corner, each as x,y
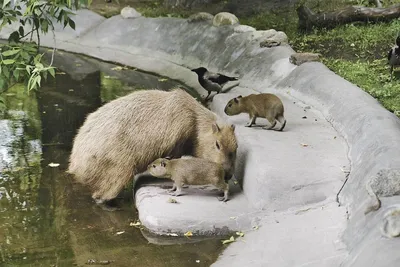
2,8 -> 400,267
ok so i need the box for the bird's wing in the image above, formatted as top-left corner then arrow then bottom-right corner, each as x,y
206,72 -> 238,85
388,48 -> 393,61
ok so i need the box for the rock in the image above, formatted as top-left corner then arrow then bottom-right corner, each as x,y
187,12 -> 214,23
289,52 -> 321,66
212,12 -> 239,27
120,6 -> 142,19
260,39 -> 281,48
233,25 -> 256,33
381,206 -> 400,238
259,30 -> 288,48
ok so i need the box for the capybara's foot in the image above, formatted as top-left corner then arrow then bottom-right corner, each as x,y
94,198 -> 121,212
217,196 -> 229,202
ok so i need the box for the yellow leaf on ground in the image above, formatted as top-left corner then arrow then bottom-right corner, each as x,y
184,231 -> 193,237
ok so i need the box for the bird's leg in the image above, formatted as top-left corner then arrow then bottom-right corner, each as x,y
390,65 -> 394,81
204,91 -> 211,101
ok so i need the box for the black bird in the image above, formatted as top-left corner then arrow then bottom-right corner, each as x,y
191,67 -> 239,101
388,35 -> 400,81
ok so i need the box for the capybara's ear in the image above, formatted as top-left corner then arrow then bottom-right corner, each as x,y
231,124 -> 235,131
237,95 -> 242,98
212,123 -> 220,134
161,160 -> 166,167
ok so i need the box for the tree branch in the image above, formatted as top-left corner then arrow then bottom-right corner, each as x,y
297,4 -> 400,31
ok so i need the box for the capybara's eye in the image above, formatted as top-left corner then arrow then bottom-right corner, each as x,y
228,103 -> 232,107
216,141 -> 220,150
152,165 -> 156,168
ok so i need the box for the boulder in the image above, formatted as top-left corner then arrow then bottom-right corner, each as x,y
120,6 -> 142,19
289,52 -> 321,66
212,12 -> 239,27
187,12 -> 214,23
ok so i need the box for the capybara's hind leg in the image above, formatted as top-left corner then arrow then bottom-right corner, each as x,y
276,115 -> 286,131
263,115 -> 277,130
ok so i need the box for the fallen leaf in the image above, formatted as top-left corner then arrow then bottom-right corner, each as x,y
236,231 -> 244,237
69,89 -> 74,92
253,226 -> 259,230
300,143 -> 308,147
302,116 -> 307,119
233,179 -> 239,185
56,72 -> 66,75
229,216 -> 237,220
48,163 -> 60,167
115,231 -> 125,235
184,231 -> 193,237
76,64 -> 81,67
111,66 -> 128,71
222,236 -> 235,244
196,260 -> 200,263
129,221 -> 141,227
167,198 -> 178,203
167,233 -> 178,237
158,78 -> 168,82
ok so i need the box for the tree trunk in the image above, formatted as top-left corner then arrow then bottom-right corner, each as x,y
297,4 -> 400,31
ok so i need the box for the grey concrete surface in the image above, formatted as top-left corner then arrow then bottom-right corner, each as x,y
2,8 -> 400,267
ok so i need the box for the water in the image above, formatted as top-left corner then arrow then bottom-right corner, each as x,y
0,51 -> 225,267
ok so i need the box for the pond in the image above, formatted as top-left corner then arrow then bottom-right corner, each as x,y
0,51 -> 226,267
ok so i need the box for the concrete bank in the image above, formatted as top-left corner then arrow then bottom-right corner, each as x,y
2,8 -> 399,267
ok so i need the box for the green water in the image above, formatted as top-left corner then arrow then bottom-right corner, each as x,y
0,52 -> 224,267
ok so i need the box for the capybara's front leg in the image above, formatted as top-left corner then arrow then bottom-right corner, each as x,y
217,182 -> 229,202
168,183 -> 177,193
169,182 -> 183,197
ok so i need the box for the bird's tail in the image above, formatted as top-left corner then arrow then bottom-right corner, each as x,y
227,76 -> 239,81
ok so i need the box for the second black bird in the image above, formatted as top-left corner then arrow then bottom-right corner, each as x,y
388,35 -> 400,81
191,67 -> 239,101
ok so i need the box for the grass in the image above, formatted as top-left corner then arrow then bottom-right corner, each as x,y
88,0 -> 400,116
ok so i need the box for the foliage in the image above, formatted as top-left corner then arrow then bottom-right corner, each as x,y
0,0 -> 91,111
292,19 -> 400,114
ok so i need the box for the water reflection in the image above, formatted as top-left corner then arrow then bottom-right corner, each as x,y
0,52 -> 223,267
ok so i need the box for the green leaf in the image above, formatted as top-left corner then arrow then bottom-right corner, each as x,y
41,19 -> 48,33
36,75 -> 41,87
68,18 -> 75,30
2,49 -> 20,57
18,26 -> 24,37
13,69 -> 20,81
2,0 -> 11,9
8,31 -> 20,42
48,67 -> 55,78
42,70 -> 48,81
2,59 -> 15,65
3,66 -> 10,79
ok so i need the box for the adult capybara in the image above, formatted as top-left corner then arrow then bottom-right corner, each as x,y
68,88 -> 238,204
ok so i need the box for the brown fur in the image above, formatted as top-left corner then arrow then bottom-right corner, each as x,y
224,93 -> 286,131
147,157 -> 229,201
67,89 -> 237,203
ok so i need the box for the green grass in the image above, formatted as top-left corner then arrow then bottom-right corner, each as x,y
291,20 -> 400,114
89,0 -> 400,116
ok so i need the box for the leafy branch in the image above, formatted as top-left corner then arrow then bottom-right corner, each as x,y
0,0 -> 91,111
